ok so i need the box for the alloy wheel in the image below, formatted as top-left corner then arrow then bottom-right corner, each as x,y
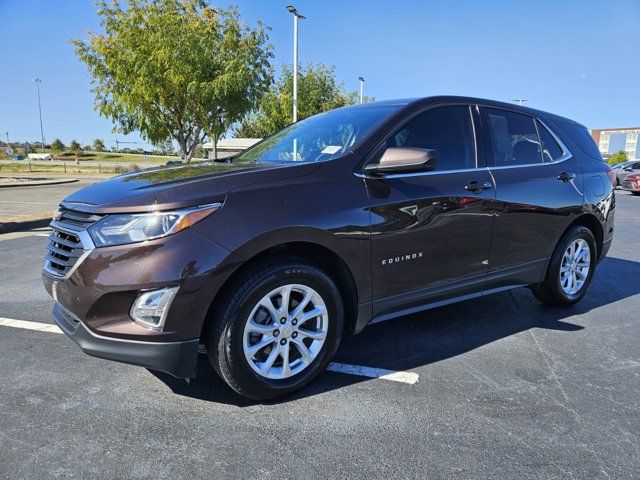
559,238 -> 591,295
242,284 -> 329,380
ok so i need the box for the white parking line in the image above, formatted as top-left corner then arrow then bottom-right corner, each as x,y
0,317 -> 62,334
327,362 -> 419,384
0,317 -> 420,385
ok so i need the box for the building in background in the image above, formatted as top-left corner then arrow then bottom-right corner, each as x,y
202,138 -> 261,160
591,127 -> 640,159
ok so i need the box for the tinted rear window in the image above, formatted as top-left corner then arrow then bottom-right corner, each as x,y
555,120 -> 603,160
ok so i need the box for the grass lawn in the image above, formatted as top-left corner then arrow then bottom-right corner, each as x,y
49,151 -> 178,163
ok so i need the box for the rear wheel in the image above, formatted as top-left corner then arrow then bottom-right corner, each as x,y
532,226 -> 596,306
207,258 -> 344,400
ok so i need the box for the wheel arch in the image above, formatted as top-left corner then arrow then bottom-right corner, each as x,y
200,229 -> 362,343
566,213 -> 604,260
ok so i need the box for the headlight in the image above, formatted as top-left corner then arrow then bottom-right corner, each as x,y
88,203 -> 221,247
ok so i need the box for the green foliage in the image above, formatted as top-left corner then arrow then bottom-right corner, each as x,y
92,138 -> 106,152
607,151 -> 628,166
234,63 -> 372,138
73,0 -> 273,161
70,140 -> 81,151
51,139 -> 66,153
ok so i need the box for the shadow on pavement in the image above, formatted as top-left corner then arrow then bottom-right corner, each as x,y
150,256 -> 640,406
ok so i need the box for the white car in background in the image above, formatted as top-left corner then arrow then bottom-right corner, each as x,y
27,153 -> 54,161
611,160 -> 640,186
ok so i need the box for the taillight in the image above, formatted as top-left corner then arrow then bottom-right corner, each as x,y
605,166 -> 617,187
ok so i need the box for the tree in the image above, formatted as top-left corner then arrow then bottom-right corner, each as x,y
69,140 -> 81,151
73,0 -> 273,162
607,150 -> 628,166
51,139 -> 66,153
233,63 -> 372,138
92,138 -> 105,152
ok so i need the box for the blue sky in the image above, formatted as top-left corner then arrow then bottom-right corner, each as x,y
1,0 -> 639,149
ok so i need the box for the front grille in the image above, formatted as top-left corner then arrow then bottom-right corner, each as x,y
44,207 -> 103,278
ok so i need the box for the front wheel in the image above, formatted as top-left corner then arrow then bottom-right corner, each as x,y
207,258 -> 344,400
532,226 -> 597,306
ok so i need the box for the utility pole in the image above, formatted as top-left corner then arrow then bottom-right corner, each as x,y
358,77 -> 365,104
286,6 -> 305,123
5,132 -> 8,145
33,78 -> 45,152
513,98 -> 528,106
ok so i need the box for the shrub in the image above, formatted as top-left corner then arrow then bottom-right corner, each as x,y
607,151 -> 628,166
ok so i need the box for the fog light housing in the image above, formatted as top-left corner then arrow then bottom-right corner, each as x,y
130,286 -> 179,330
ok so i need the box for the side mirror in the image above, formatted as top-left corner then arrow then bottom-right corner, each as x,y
364,147 -> 438,175
624,166 -> 632,171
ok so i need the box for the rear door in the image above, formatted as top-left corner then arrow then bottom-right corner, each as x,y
364,104 -> 495,316
480,106 -> 584,285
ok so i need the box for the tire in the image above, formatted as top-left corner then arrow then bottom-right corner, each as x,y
532,226 -> 597,307
207,257 -> 344,400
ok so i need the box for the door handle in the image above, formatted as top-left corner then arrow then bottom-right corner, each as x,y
557,171 -> 576,182
464,181 -> 493,193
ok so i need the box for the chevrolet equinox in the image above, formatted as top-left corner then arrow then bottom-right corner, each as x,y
43,96 -> 615,400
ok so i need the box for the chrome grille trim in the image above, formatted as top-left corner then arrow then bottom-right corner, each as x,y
43,207 -> 101,279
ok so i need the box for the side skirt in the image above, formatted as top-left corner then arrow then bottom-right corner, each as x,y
354,258 -> 547,331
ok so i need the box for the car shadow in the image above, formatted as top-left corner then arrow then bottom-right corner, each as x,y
149,256 -> 640,406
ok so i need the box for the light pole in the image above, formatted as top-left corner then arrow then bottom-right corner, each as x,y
358,76 -> 365,104
33,78 -> 45,152
286,6 -> 305,123
5,132 -> 8,145
513,98 -> 528,106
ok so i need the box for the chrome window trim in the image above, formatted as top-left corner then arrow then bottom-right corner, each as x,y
479,105 -> 574,171
469,105 -> 478,166
536,118 -> 573,163
487,156 -> 571,171
357,102 -> 479,179
355,166 -> 486,179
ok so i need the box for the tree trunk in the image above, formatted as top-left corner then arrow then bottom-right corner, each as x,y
213,133 -> 218,161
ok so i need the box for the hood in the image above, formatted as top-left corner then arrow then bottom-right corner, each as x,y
62,161 -> 319,214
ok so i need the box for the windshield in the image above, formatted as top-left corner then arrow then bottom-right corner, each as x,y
236,105 -> 400,164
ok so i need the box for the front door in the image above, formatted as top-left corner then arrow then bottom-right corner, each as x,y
364,105 -> 495,319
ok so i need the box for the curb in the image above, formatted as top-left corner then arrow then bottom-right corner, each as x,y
0,178 -> 79,188
0,217 -> 51,235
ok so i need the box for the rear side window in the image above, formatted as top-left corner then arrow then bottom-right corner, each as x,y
556,120 -> 603,160
387,105 -> 476,171
484,108 -> 541,167
536,120 -> 564,162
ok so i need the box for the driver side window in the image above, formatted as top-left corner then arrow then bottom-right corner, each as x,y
387,105 -> 476,171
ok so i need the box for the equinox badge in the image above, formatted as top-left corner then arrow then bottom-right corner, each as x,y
381,252 -> 423,266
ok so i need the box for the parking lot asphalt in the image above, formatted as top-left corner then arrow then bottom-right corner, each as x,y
1,191 -> 639,479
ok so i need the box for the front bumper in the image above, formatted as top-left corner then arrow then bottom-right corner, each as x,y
53,303 -> 199,378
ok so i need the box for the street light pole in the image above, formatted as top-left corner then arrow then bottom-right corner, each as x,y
286,6 -> 305,123
358,77 -> 365,104
33,78 -> 45,152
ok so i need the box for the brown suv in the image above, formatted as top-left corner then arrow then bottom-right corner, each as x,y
43,96 -> 615,400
